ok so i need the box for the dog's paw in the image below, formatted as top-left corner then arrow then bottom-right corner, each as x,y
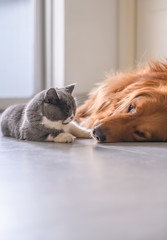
54,133 -> 75,143
80,129 -> 92,138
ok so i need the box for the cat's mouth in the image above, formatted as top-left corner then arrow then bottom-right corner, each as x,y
62,121 -> 70,125
62,115 -> 74,125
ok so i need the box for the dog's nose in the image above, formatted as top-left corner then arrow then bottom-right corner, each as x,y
92,125 -> 106,142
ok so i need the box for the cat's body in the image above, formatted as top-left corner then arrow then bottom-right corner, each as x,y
1,84 -> 91,143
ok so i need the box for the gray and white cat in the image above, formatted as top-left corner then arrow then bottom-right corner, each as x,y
1,84 -> 90,143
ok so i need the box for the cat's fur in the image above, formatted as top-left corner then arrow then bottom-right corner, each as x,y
1,84 -> 91,143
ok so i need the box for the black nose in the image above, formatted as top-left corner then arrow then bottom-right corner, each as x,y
92,125 -> 106,142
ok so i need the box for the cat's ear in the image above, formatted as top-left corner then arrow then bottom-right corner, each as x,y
45,88 -> 59,104
65,84 -> 76,94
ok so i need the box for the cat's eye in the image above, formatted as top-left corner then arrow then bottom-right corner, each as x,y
65,105 -> 71,112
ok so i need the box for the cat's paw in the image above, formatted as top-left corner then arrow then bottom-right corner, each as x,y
54,133 -> 76,143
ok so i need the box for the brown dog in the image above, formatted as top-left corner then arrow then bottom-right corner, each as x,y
75,60 -> 167,142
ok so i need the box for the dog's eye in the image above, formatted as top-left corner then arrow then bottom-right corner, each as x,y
128,104 -> 134,113
134,130 -> 145,138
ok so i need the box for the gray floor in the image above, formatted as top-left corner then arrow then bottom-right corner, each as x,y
0,131 -> 167,240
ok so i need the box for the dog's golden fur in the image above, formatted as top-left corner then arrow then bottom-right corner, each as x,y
75,60 -> 167,142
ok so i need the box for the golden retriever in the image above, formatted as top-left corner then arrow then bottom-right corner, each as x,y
75,60 -> 167,142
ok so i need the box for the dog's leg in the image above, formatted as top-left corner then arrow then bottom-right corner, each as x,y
68,121 -> 91,138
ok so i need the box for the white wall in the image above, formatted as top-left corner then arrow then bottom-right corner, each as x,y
64,0 -> 118,95
118,0 -> 136,71
136,0 -> 167,64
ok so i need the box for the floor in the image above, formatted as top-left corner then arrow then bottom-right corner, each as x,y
0,131 -> 167,240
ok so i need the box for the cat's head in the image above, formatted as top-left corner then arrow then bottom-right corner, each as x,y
42,84 -> 76,124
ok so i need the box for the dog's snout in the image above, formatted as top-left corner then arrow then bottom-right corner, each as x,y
92,125 -> 106,142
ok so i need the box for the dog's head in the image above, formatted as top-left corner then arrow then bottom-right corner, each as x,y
92,64 -> 167,142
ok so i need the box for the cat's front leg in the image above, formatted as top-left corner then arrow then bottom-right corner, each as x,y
46,133 -> 75,143
69,121 -> 92,138
54,133 -> 75,143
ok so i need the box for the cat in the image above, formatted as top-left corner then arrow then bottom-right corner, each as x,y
1,84 -> 91,143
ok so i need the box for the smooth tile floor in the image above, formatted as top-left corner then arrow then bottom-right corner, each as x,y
0,131 -> 167,240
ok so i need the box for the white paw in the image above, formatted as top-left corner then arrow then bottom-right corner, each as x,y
54,133 -> 76,143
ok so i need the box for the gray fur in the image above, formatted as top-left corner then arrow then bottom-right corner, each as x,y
1,84 -> 76,141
